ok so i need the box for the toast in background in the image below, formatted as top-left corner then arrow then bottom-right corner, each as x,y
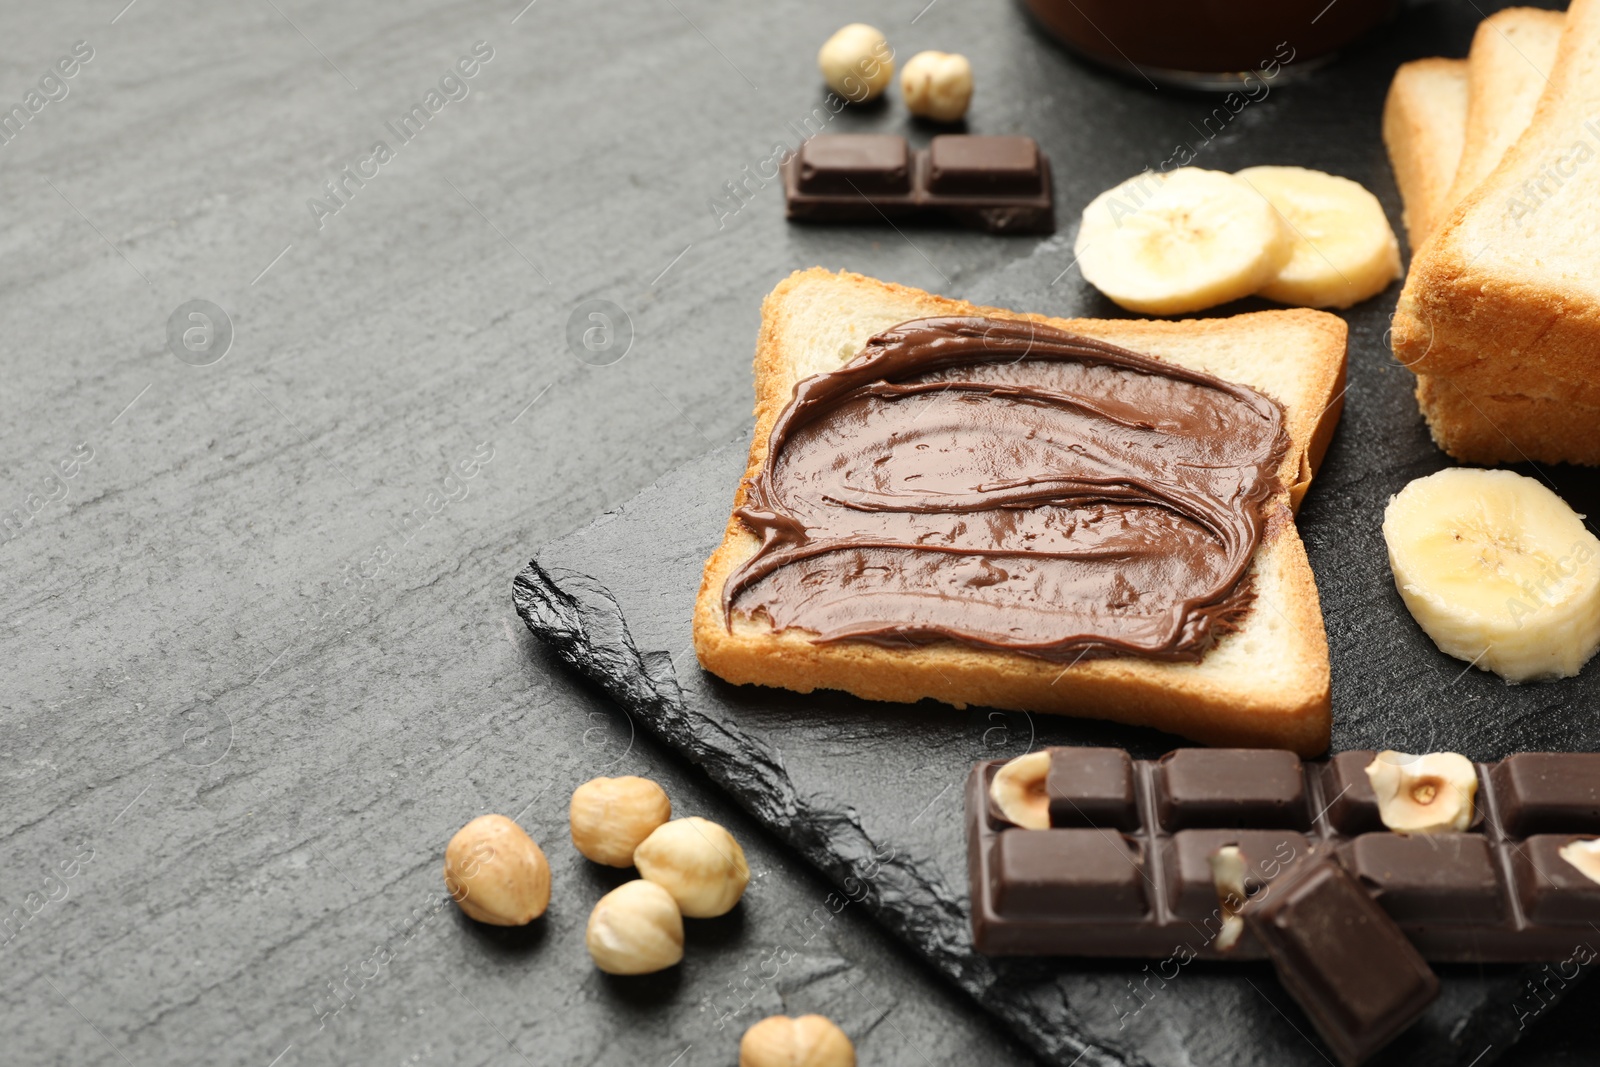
1393,0 -> 1600,459
1440,8 -> 1565,219
1384,10 -> 1564,254
693,269 -> 1346,755
1383,57 -> 1469,248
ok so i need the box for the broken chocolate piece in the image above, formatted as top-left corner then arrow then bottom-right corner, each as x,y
782,134 -> 1054,234
1244,854 -> 1440,1067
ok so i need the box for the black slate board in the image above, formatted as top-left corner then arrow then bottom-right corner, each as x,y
513,433 -> 1597,1067
511,2 -> 1600,1062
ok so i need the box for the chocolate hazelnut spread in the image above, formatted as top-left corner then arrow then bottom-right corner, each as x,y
723,317 -> 1288,662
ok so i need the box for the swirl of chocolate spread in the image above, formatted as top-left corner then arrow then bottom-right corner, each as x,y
723,316 -> 1289,662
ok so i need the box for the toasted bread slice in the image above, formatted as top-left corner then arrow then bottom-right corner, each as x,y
1384,57 -> 1469,249
1395,0 -> 1600,404
692,269 -> 1346,755
1440,8 -> 1565,220
1415,370 -> 1600,465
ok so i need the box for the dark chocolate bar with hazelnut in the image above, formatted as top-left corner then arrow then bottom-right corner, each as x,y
966,747 -> 1600,962
781,134 -> 1055,235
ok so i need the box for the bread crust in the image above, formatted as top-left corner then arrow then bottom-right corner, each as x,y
1416,370 -> 1600,465
692,269 -> 1345,755
1383,57 -> 1469,249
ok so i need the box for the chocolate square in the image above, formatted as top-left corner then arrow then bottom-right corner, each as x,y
927,135 -> 1042,195
1513,835 -> 1600,924
990,829 -> 1147,918
1320,750 -> 1383,835
1245,857 -> 1440,1067
1047,747 -> 1138,830
1156,749 -> 1309,830
1342,833 -> 1504,925
1164,829 -> 1311,922
795,134 -> 911,196
1490,754 -> 1600,836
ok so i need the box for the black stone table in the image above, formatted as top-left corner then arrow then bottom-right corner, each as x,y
0,0 -> 1591,1065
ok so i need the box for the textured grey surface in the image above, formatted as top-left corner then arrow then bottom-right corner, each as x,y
2,0 -> 1594,1065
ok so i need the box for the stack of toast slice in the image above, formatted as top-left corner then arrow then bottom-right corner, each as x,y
1383,57 -> 1470,249
694,268 -> 1347,756
1386,2 -> 1600,464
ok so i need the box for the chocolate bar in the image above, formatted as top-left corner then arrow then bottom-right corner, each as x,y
967,747 -> 1600,962
1242,855 -> 1440,1067
782,134 -> 1055,235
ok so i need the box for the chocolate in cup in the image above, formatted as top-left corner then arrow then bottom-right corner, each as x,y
1021,0 -> 1401,90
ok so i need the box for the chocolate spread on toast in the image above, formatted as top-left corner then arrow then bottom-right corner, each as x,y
723,316 -> 1288,662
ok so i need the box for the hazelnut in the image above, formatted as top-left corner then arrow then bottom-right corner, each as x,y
900,51 -> 973,122
988,750 -> 1050,829
443,814 -> 550,926
585,879 -> 684,975
633,816 -> 750,918
569,775 -> 672,867
1559,838 -> 1600,885
1365,750 -> 1478,834
1208,845 -> 1247,952
817,24 -> 894,103
739,1014 -> 856,1067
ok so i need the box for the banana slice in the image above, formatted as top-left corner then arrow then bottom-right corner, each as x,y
1382,468 -> 1600,682
1235,165 -> 1401,309
1074,168 -> 1290,317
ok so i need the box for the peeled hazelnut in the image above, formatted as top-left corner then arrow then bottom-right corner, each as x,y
817,23 -> 894,103
1365,751 -> 1478,834
1559,838 -> 1600,885
739,1014 -> 856,1067
443,814 -> 550,926
585,879 -> 684,975
633,816 -> 750,918
900,50 -> 973,122
989,750 -> 1051,829
1208,845 -> 1248,952
569,775 -> 672,867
